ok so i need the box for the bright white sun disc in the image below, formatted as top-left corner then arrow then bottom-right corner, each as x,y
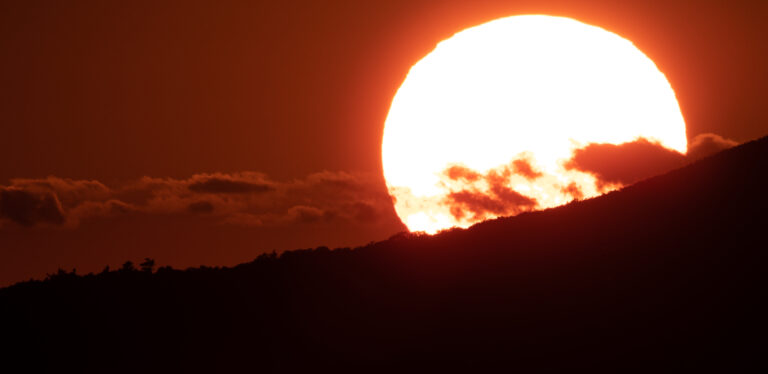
382,15 -> 687,233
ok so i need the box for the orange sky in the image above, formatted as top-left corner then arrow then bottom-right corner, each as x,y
1,0 -> 766,285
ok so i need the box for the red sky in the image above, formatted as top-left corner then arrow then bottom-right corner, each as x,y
1,0 -> 766,285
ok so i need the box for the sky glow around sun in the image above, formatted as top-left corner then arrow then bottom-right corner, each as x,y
382,15 -> 687,233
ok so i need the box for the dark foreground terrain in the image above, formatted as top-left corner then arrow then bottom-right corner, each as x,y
2,137 -> 767,372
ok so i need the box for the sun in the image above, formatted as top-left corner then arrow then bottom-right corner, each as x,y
382,15 -> 687,234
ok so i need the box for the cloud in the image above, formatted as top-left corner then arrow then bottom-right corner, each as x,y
687,133 -> 739,161
0,188 -> 65,226
564,138 -> 687,191
188,178 -> 274,194
445,165 -> 482,182
444,155 -> 543,183
429,133 -> 739,228
188,201 -> 215,214
352,202 -> 379,223
512,157 -> 543,180
447,189 -> 537,221
561,182 -> 584,200
0,171 -> 393,229
7,177 -> 110,207
564,134 -> 739,191
443,167 -> 538,221
436,155 -> 550,223
2,134 -> 736,229
286,205 -> 332,224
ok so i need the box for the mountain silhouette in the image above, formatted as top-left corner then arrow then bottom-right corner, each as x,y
1,137 -> 766,372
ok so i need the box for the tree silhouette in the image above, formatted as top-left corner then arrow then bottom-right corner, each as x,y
120,261 -> 135,272
139,258 -> 155,273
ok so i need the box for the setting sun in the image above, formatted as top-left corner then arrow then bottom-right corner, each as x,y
382,15 -> 687,233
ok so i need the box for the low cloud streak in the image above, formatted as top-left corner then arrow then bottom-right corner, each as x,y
0,171 -> 393,229
565,133 -> 739,191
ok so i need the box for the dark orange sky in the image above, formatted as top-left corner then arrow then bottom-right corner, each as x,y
1,0 -> 766,285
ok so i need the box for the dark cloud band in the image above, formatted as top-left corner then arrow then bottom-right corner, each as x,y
565,133 -> 738,191
0,171 -> 392,229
